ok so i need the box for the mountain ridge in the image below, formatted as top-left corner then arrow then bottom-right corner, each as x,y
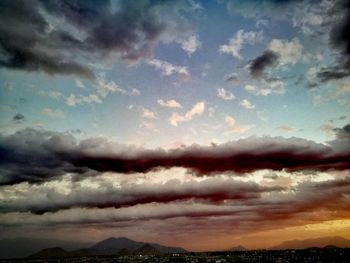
0,238 -> 91,259
271,236 -> 350,250
28,237 -> 187,259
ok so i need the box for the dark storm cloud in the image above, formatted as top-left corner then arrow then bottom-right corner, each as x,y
0,178 -> 283,214
0,126 -> 350,185
0,0 -> 192,79
248,50 -> 279,78
0,0 -> 95,80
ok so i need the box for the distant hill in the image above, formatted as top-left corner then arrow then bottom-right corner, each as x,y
27,237 -> 187,259
0,238 -> 91,259
230,246 -> 248,251
271,236 -> 350,250
91,237 -> 187,254
134,244 -> 161,255
29,247 -> 69,259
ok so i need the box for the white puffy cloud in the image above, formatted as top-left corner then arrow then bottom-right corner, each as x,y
179,35 -> 201,55
141,108 -> 157,120
219,30 -> 263,59
75,80 -> 85,89
158,99 -> 182,108
217,88 -> 235,100
267,38 -> 303,66
169,101 -> 205,126
240,99 -> 255,110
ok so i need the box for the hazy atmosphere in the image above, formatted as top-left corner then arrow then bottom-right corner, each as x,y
0,0 -> 350,252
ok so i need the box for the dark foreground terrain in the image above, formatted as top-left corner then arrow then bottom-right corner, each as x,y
1,247 -> 349,263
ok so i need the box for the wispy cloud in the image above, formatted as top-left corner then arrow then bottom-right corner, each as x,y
42,108 -> 65,119
224,115 -> 252,134
219,30 -> 263,59
147,59 -> 190,81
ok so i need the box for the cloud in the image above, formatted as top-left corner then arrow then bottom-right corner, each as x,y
0,125 -> 350,185
12,113 -> 25,123
42,108 -> 65,119
139,120 -> 157,131
169,101 -> 205,126
147,59 -> 190,81
248,38 -> 302,78
224,0 -> 299,19
268,38 -> 303,65
224,73 -> 239,83
328,0 -> 350,73
39,90 -> 63,100
317,68 -> 349,83
320,123 -> 334,135
75,80 -> 85,89
336,82 -> 350,94
248,50 -> 279,78
158,99 -> 182,108
278,125 -> 296,132
0,0 -> 195,79
240,99 -> 255,110
217,88 -> 235,100
131,88 -> 141,96
1,173 -> 350,237
330,123 -> 350,152
301,0 -> 350,84
225,115 -> 252,134
141,108 -> 157,120
219,30 -> 263,59
96,78 -> 125,98
244,78 -> 285,97
0,177 -> 282,214
62,77 -> 136,107
65,93 -> 102,106
179,35 -> 201,55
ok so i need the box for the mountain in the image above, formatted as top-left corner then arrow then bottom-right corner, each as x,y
91,237 -> 187,254
91,237 -> 143,251
117,248 -> 132,256
230,246 -> 248,251
0,238 -> 91,259
133,244 -> 161,255
271,236 -> 350,250
151,243 -> 187,254
29,247 -> 69,259
26,237 -> 187,259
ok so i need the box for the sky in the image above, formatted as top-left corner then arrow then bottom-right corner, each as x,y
0,0 -> 350,252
